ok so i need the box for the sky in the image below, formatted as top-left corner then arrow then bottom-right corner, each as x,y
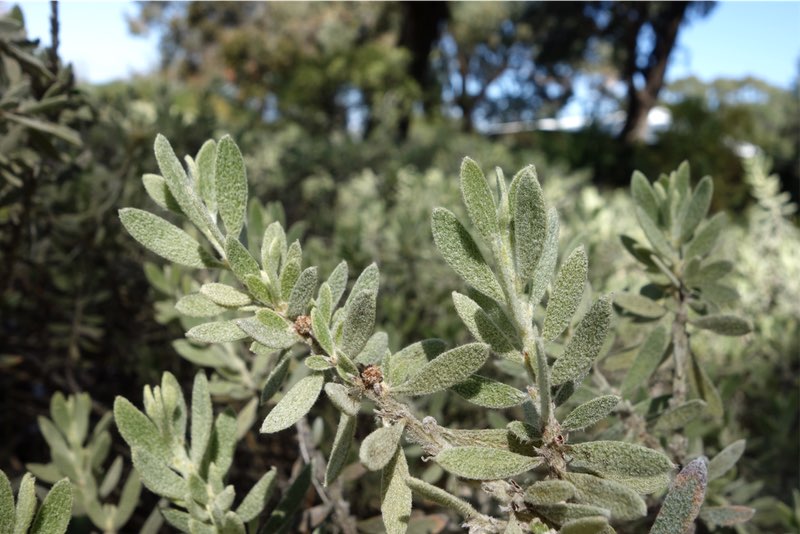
12,1 -> 800,89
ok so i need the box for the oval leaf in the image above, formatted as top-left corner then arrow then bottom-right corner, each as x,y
690,314 -> 751,336
119,208 -> 212,268
650,457 -> 708,534
514,165 -> 547,280
551,296 -> 612,386
260,374 -> 324,433
434,446 -> 541,480
543,246 -> 588,341
215,135 -> 248,238
562,395 -> 620,432
393,343 -> 489,396
360,423 -> 405,471
451,375 -> 526,409
460,157 -> 498,242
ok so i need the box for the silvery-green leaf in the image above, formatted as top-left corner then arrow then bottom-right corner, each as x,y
360,423 -> 405,471
559,516 -> 614,534
161,509 -> 191,532
260,374 -> 324,433
235,397 -> 258,440
650,457 -> 707,534
460,157 -> 498,242
341,289 -> 377,359
261,463 -> 311,533
113,397 -> 167,457
451,375 -> 526,409
316,283 -> 333,325
172,340 -> 226,368
175,294 -> 226,318
393,343 -> 489,396
569,441 -> 674,492
186,321 -> 247,343
507,420 -> 541,443
29,478 -> 72,534
388,339 -> 447,386
431,207 -> 505,302
325,414 -> 356,486
537,503 -> 609,525
188,518 -> 214,534
190,373 -> 213,464
220,511 -> 245,534
131,447 -> 187,500
356,331 -> 388,365
523,479 -> 575,505
287,267 -> 317,318
699,505 -> 754,527
688,353 -> 723,419
304,355 -> 330,371
562,395 -> 620,431
551,296 -> 612,386
514,165 -> 547,280
12,473 -> 37,534
200,283 -> 250,308
196,140 -> 217,217
530,207 -> 560,307
543,247 -> 588,341
635,206 -> 673,260
434,446 -> 541,480
142,173 -> 182,214
679,176 -> 713,242
326,261 -> 349,309
631,171 -> 659,223
621,326 -> 669,399
188,473 -> 208,505
210,409 -> 237,475
238,309 -> 297,349
707,440 -> 745,481
690,314 -> 751,336
324,383 -> 360,416
243,274 -> 275,306
119,208 -> 213,268
215,135 -> 248,238
447,427 -> 517,449
235,468 -> 277,522
98,456 -> 123,498
452,292 -> 520,361
24,464 -> 60,485
405,477 -> 477,519
566,472 -> 647,521
342,262 -> 378,312
113,470 -> 142,529
614,292 -> 665,319
261,222 -> 286,276
684,212 -> 726,259
686,260 -> 733,288
260,354 -> 292,404
37,416 -> 67,458
652,399 -> 707,433
311,308 -> 334,356
278,259 -> 300,304
381,448 -> 412,534
225,236 -> 260,284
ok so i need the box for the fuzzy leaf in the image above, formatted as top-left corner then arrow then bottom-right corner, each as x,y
260,374 -> 324,433
186,321 -> 247,343
559,516 -> 614,534
631,171 -> 659,222
236,469 -> 277,522
431,207 -> 505,302
324,383 -> 360,416
452,292 -> 521,361
562,395 -> 620,431
113,471 -> 142,529
215,136 -> 248,237
537,503 -> 609,525
287,267 -> 318,318
614,292 -> 665,319
225,236 -> 260,284
635,206 -> 673,260
543,247 -> 588,340
355,331 -> 389,365
514,165 -> 547,280
652,400 -> 707,432
684,212 -> 726,259
196,140 -> 217,216
393,343 -> 489,396
261,463 -> 311,534
405,478 -> 477,519
460,157 -> 498,242
530,207 -> 561,306
699,505 -> 754,527
341,289 -> 377,358
200,283 -> 250,307
523,479 -> 576,505
12,473 -> 37,534
566,472 -> 647,521
325,413 -> 357,486
434,446 -> 541,480
342,262 -> 378,313
119,208 -> 212,268
690,315 -> 751,336
621,326 -> 669,398
381,448 -> 412,534
388,339 -> 447,386
175,294 -> 226,318
311,307 -> 334,356
260,353 -> 291,405
569,441 -> 674,492
113,397 -> 167,457
451,375 -> 527,408
279,259 -> 300,301
131,447 -> 187,500
29,478 -> 72,534
210,409 -> 237,475
650,457 -> 707,534
360,423 -> 405,471
190,373 -> 213,464
237,309 -> 297,349
304,355 -> 330,371
142,173 -> 182,214
679,176 -> 713,242
551,296 -> 612,386
707,440 -> 745,481
326,261 -> 349,309
688,353 -> 724,419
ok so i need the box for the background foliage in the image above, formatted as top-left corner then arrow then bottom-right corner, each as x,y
1,2 -> 797,533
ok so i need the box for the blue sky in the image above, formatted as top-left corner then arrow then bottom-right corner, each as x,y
14,1 -> 800,88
